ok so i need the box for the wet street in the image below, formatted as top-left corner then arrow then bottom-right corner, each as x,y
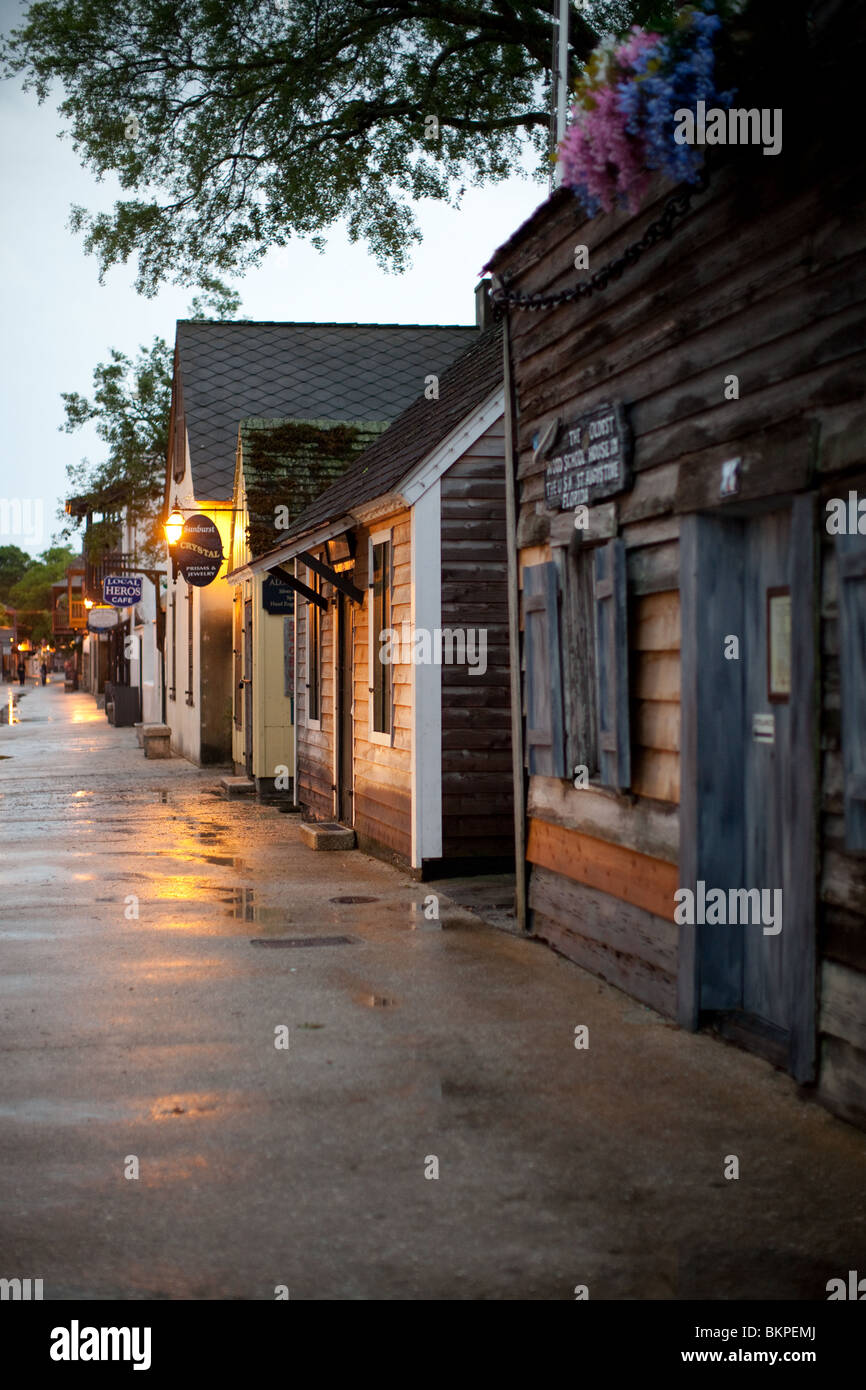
1,681 -> 865,1300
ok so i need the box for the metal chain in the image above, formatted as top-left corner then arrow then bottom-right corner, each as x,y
490,169 -> 710,313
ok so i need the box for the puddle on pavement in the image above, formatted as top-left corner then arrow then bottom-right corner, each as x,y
221,888 -> 297,931
149,1094 -> 220,1120
356,992 -> 399,1008
202,854 -> 244,868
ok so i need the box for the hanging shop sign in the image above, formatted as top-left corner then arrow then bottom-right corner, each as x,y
176,513 -> 224,587
87,605 -> 120,632
103,575 -> 143,607
262,574 -> 295,615
544,402 -> 632,510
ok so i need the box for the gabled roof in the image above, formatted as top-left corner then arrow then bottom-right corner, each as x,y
175,320 -> 478,501
238,416 -> 389,560
264,324 -> 504,548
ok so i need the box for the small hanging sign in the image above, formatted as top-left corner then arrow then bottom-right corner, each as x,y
87,605 -> 120,632
103,575 -> 143,607
176,513 -> 223,587
544,402 -> 632,510
262,574 -> 295,615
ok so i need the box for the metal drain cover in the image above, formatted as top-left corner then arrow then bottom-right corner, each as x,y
250,935 -> 358,948
330,896 -> 379,905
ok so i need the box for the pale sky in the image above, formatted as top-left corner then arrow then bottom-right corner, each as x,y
0,0 -> 549,558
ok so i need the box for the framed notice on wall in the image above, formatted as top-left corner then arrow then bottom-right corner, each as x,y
767,586 -> 792,702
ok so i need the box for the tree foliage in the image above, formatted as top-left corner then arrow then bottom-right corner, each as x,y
0,545 -> 32,603
2,0 -> 675,292
59,276 -> 245,556
6,545 -> 78,643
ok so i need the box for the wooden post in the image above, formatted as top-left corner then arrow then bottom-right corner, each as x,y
502,308 -> 528,932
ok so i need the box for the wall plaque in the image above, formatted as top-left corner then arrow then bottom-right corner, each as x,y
767,587 -> 791,702
544,402 -> 632,510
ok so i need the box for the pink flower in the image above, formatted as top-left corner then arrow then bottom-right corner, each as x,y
559,85 -> 650,214
616,27 -> 661,67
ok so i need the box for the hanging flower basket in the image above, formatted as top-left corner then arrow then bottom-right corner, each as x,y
557,1 -> 736,218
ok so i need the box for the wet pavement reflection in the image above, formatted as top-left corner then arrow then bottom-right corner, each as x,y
2,683 -> 865,1301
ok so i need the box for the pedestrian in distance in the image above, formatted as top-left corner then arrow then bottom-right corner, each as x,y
40,661 -> 47,686
17,660 -> 26,685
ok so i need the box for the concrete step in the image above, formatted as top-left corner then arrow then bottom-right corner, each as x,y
220,775 -> 256,799
142,725 -> 172,759
299,822 -> 356,851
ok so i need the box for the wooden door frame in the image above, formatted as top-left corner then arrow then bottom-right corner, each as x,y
678,494 -> 818,1083
243,597 -> 253,778
336,591 -> 354,825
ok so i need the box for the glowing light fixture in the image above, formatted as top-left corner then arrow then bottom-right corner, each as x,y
164,509 -> 185,546
83,597 -> 94,610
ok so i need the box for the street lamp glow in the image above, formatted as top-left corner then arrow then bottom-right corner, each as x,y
164,510 -> 185,546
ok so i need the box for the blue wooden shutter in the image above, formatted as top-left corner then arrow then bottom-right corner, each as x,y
524,562 -> 565,777
594,538 -> 631,790
837,533 -> 866,849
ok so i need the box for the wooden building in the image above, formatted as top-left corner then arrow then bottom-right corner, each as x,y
485,10 -> 866,1126
163,319 -> 476,764
227,415 -> 387,795
246,321 -> 514,875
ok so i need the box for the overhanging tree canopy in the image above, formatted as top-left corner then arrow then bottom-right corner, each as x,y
2,0 -> 674,292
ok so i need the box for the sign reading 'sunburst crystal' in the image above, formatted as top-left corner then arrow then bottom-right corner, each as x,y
544,402 -> 632,511
176,514 -> 223,586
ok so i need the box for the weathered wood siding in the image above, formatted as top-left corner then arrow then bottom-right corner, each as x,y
818,471 -> 866,1127
352,512 -> 413,861
440,418 -> 514,859
492,143 -> 866,1120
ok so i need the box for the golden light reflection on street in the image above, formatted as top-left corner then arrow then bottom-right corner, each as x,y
70,705 -> 102,724
147,1094 -> 221,1122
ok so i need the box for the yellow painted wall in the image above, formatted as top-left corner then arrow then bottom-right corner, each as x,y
228,442 -> 294,784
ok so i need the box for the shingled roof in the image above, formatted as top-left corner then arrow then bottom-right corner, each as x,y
239,417 -> 389,560
176,320 -> 478,500
265,323 -> 504,546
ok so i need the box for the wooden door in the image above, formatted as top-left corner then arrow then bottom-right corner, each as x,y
337,592 -> 354,824
243,598 -> 253,777
679,497 -> 816,1081
742,511 -> 790,1031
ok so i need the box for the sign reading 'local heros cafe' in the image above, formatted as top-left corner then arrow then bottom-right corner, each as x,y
176,513 -> 223,587
103,575 -> 143,607
544,402 -> 632,510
